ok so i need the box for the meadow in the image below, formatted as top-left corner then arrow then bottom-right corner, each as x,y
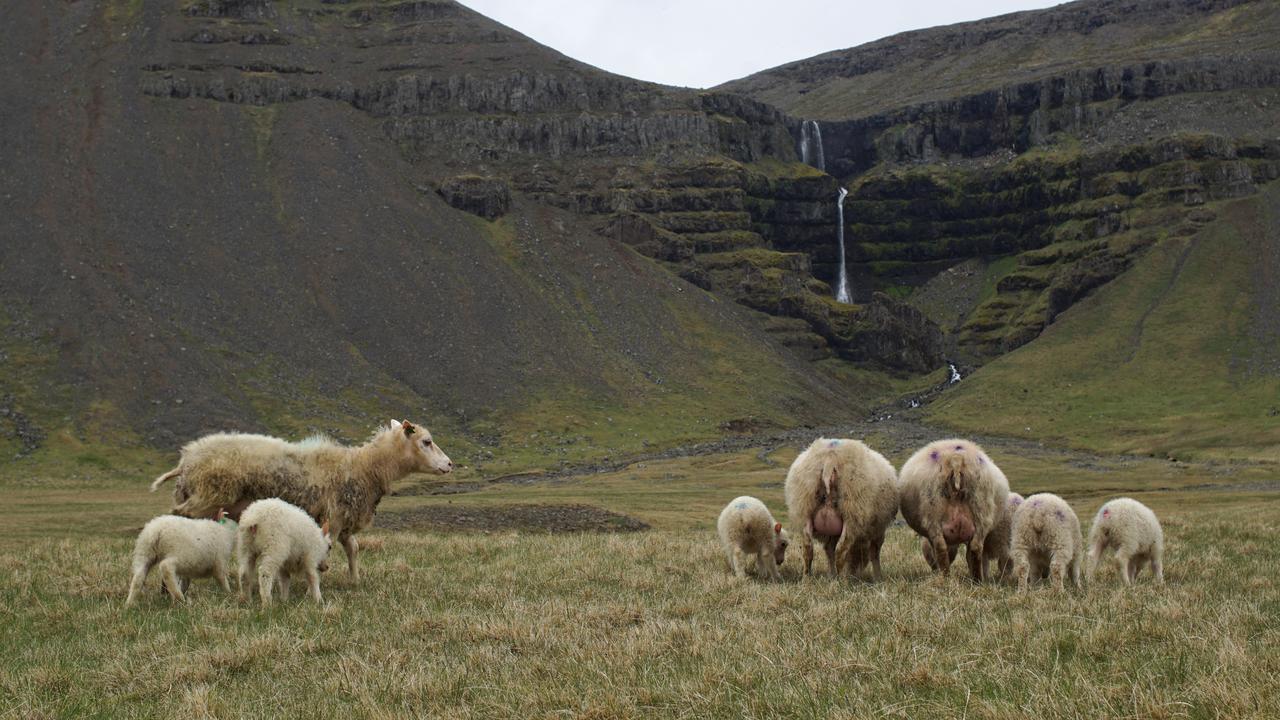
2,432 -> 1278,719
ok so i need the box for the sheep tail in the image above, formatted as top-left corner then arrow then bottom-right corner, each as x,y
820,456 -> 838,498
150,466 -> 182,493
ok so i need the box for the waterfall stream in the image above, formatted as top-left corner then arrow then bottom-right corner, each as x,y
835,186 -> 851,304
799,120 -> 825,172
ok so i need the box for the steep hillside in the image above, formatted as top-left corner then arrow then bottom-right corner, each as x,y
928,183 -> 1280,460
1,0 -> 938,474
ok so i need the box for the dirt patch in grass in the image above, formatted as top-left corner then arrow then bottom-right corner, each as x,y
379,503 -> 650,534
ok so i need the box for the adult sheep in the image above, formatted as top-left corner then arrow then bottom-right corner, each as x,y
150,419 -> 452,581
783,438 -> 898,579
899,439 -> 1009,581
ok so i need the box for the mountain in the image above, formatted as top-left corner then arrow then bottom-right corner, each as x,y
2,0 -> 1277,473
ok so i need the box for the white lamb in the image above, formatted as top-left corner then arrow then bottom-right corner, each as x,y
237,498 -> 333,606
717,496 -> 789,581
1011,493 -> 1083,592
1086,497 -> 1165,585
125,510 -> 237,606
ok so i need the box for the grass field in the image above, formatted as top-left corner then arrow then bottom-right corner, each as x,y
3,433 -> 1278,719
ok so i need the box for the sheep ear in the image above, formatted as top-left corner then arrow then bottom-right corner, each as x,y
390,419 -> 402,430
321,520 -> 330,537
215,508 -> 227,522
402,420 -> 416,436
774,522 -> 782,535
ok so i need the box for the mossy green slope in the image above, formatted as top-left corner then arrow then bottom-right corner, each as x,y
929,185 -> 1280,460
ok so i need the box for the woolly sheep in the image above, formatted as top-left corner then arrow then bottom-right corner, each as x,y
1011,493 -> 1083,591
899,439 -> 1010,581
717,496 -> 789,581
1086,497 -> 1165,585
125,510 -> 237,606
151,419 -> 451,581
237,498 -> 333,606
783,438 -> 899,579
923,491 -> 1024,581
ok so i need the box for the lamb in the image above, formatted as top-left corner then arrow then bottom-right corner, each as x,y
898,439 -> 1010,581
150,419 -> 451,581
125,510 -> 238,606
923,491 -> 1024,581
1011,493 -> 1083,591
783,438 -> 899,579
1086,497 -> 1165,585
237,498 -> 333,606
716,496 -> 789,581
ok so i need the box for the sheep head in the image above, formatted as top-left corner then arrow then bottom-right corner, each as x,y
392,418 -> 453,475
773,522 -> 790,566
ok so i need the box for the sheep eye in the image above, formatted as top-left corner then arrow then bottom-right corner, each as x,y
422,439 -> 432,448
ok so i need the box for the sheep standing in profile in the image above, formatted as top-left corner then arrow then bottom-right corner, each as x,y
1011,493 -> 1083,592
125,510 -> 237,606
717,496 -> 789,581
1086,497 -> 1165,585
151,419 -> 452,581
899,439 -> 1010,581
783,438 -> 898,579
237,498 -> 333,606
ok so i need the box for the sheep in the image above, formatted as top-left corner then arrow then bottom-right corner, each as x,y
125,510 -> 238,606
922,491 -> 1024,581
1086,497 -> 1165,585
898,439 -> 1010,581
717,496 -> 789,581
1011,493 -> 1083,591
150,419 -> 452,582
783,438 -> 899,579
237,498 -> 333,606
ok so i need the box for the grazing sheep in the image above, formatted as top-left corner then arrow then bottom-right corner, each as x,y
125,510 -> 237,606
237,498 -> 333,606
151,419 -> 451,581
1011,493 -> 1083,591
899,439 -> 1010,581
923,491 -> 1024,581
717,496 -> 789,581
783,438 -> 899,579
1086,498 -> 1165,585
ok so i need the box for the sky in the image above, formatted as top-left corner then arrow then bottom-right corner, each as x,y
458,0 -> 1065,89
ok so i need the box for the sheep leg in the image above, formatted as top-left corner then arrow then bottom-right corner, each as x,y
238,555 -> 257,602
1114,550 -> 1134,586
1049,555 -> 1068,591
256,558 -> 282,607
125,560 -> 152,607
757,548 -> 780,582
730,548 -> 747,578
870,537 -> 885,582
1071,556 -> 1083,589
341,534 -> 359,582
306,566 -> 323,602
832,528 -> 855,578
1085,542 -> 1104,584
215,558 -> 231,594
160,560 -> 186,603
822,537 -> 838,577
277,571 -> 291,602
968,536 -> 987,582
929,532 -> 951,575
1152,550 -> 1164,585
1014,555 -> 1030,592
802,521 -> 814,576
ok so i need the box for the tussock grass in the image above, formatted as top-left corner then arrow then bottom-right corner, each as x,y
2,448 -> 1278,718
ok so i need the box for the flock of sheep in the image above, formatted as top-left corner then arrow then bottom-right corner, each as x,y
720,437 -> 1166,589
124,421 -> 1164,607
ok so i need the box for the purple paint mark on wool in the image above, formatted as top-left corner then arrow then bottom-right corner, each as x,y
930,450 -> 939,462
1032,499 -> 1042,507
954,445 -> 964,451
1055,509 -> 1065,521
735,502 -> 748,510
1102,509 -> 1111,518
1010,496 -> 1023,507
829,440 -> 840,447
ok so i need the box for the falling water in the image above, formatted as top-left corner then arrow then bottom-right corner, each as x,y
835,186 -> 851,304
949,363 -> 962,384
799,120 -> 826,172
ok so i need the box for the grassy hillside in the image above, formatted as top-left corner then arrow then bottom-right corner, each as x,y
929,185 -> 1280,461
3,442 -> 1278,718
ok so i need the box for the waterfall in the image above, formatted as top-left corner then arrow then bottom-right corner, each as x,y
835,186 -> 851,304
949,363 -> 962,384
799,120 -> 825,172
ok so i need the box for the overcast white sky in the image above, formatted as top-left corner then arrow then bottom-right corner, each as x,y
459,1 -> 1065,89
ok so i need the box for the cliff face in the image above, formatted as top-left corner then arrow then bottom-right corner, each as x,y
720,0 -> 1280,361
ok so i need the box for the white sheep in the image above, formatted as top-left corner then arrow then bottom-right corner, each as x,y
125,510 -> 237,606
1086,497 -> 1165,585
923,491 -> 1024,581
1011,493 -> 1083,591
899,439 -> 1010,581
717,496 -> 789,581
783,438 -> 899,579
151,419 -> 452,582
237,498 -> 333,606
